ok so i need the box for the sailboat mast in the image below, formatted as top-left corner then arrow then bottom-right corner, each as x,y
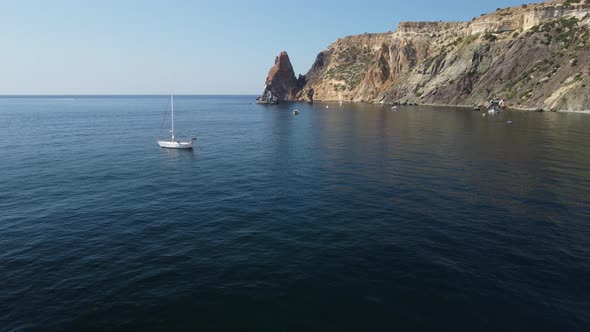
171,91 -> 174,140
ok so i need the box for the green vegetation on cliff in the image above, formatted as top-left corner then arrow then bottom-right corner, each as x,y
260,0 -> 590,110
325,46 -> 374,91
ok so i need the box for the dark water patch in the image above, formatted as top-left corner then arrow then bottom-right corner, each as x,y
0,97 -> 589,331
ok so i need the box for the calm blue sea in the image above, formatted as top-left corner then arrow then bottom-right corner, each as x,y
1,96 -> 589,331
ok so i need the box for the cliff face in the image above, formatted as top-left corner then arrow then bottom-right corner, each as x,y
257,52 -> 307,104
260,0 -> 590,111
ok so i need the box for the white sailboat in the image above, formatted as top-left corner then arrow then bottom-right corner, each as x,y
157,92 -> 196,149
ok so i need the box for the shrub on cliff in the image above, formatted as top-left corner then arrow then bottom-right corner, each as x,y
484,33 -> 498,42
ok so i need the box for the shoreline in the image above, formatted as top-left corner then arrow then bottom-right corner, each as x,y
303,100 -> 590,114
555,109 -> 590,114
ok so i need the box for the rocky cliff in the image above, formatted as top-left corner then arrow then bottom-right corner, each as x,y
259,0 -> 590,111
256,52 -> 307,104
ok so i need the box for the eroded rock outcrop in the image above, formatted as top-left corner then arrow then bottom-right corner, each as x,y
257,51 -> 303,104
259,0 -> 590,111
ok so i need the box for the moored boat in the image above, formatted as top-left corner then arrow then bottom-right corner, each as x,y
157,92 -> 196,149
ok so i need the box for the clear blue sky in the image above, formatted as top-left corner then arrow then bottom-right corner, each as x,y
0,0 -> 532,95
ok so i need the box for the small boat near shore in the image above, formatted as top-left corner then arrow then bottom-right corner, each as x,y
293,109 -> 299,115
488,106 -> 501,114
488,99 -> 500,114
487,98 -> 503,114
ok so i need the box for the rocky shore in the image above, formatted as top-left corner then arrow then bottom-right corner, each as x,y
259,0 -> 590,111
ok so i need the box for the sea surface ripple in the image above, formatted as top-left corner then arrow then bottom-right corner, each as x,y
0,96 -> 589,331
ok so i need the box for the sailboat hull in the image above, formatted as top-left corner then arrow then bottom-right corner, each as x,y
157,140 -> 194,149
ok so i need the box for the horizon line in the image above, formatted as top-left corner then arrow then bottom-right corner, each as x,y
0,93 -> 259,97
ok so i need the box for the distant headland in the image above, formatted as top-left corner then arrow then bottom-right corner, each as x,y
257,0 -> 590,111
